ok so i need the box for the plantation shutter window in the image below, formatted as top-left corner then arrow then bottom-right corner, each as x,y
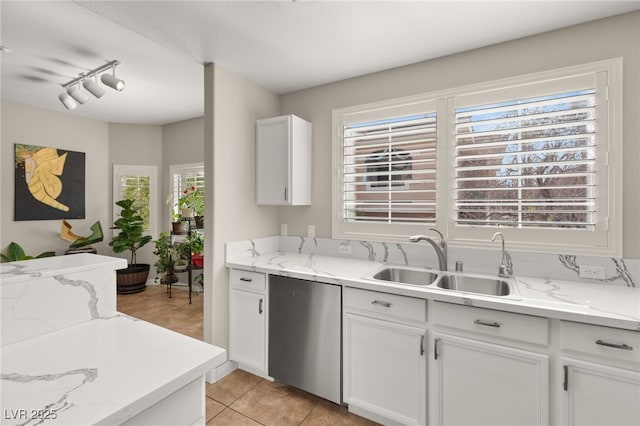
453,88 -> 597,230
169,163 -> 205,218
113,165 -> 158,238
341,112 -> 438,225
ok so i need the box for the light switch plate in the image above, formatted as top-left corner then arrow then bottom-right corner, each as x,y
307,225 -> 315,238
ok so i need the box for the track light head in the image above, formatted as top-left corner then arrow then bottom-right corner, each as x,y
83,77 -> 105,98
101,72 -> 125,91
58,92 -> 77,110
66,84 -> 90,104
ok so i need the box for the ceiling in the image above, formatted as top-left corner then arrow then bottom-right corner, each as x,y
1,1 -> 638,125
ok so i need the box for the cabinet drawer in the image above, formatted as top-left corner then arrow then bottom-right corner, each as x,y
433,301 -> 549,346
230,269 -> 266,293
344,287 -> 427,324
561,321 -> 640,365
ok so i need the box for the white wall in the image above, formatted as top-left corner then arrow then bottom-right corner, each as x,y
1,101 -> 110,257
204,63 -> 280,349
280,11 -> 640,258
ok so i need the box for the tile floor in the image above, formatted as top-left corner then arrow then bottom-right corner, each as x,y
117,284 -> 379,425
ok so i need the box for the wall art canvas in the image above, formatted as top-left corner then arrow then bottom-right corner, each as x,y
14,144 -> 85,221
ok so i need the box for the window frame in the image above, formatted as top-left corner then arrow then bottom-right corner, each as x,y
168,162 -> 205,221
113,164 -> 159,239
332,58 -> 622,256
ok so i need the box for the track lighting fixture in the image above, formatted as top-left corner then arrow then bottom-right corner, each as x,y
67,83 -> 89,104
101,68 -> 125,91
82,76 -> 105,98
58,60 -> 124,110
58,93 -> 77,110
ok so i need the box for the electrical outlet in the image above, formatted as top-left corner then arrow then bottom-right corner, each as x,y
280,224 -> 288,236
307,225 -> 315,238
579,265 -> 605,279
338,244 -> 353,255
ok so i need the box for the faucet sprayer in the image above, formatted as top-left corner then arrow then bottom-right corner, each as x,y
491,232 -> 513,278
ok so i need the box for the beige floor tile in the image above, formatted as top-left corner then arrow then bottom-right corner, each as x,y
302,399 -> 380,426
206,369 -> 263,406
207,408 -> 262,425
206,397 -> 226,422
231,380 -> 320,425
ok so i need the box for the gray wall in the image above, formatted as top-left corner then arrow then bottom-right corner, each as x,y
0,102 -> 165,266
109,122 -> 163,266
162,116 -> 205,228
1,101 -> 111,257
280,11 -> 640,258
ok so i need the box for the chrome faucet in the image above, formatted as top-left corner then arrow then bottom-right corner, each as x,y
409,228 -> 448,271
491,232 -> 513,278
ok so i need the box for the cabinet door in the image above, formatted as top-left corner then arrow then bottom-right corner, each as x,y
562,358 -> 640,426
229,289 -> 266,375
344,313 -> 427,425
256,116 -> 290,204
432,333 -> 549,426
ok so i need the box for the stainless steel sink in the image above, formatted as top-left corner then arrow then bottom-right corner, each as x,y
436,275 -> 511,296
371,267 -> 438,286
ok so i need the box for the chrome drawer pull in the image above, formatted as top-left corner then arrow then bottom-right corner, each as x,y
371,300 -> 392,308
474,319 -> 501,328
596,339 -> 633,351
239,277 -> 253,282
259,298 -> 263,314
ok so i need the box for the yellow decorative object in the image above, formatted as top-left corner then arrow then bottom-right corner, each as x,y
24,147 -> 69,211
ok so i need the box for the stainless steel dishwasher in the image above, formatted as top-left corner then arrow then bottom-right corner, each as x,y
268,275 -> 342,404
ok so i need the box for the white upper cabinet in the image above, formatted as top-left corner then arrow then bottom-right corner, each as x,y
256,114 -> 311,205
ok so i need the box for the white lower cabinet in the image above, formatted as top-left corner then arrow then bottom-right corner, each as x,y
228,269 -> 268,377
431,302 -> 549,426
343,287 -> 427,425
432,332 -> 549,426
561,358 -> 640,426
560,321 -> 640,426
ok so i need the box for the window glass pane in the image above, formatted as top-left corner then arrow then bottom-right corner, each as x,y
119,175 -> 151,231
453,89 -> 597,230
342,113 -> 437,224
170,164 -> 205,217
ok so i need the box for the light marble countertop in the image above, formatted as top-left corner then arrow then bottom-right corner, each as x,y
227,251 -> 640,331
0,254 -> 126,284
1,314 -> 226,426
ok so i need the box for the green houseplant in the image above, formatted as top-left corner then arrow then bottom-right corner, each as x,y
153,231 -> 186,284
1,242 -> 55,262
179,186 -> 205,227
110,198 -> 153,294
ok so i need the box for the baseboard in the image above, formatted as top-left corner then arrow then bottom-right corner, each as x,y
206,360 -> 237,383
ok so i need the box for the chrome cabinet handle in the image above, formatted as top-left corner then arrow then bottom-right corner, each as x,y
474,319 -> 501,328
420,335 -> 425,356
563,365 -> 569,391
240,277 -> 253,282
284,186 -> 288,201
596,339 -> 633,351
371,300 -> 392,308
434,337 -> 440,360
259,298 -> 263,314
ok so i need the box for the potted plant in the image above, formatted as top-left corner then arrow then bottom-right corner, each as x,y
1,242 -> 55,262
188,232 -> 204,268
154,232 -> 184,285
176,232 -> 204,269
179,186 -> 205,228
110,198 -> 153,294
166,194 -> 187,234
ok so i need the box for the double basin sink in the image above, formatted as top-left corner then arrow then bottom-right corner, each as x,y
370,266 -> 516,298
